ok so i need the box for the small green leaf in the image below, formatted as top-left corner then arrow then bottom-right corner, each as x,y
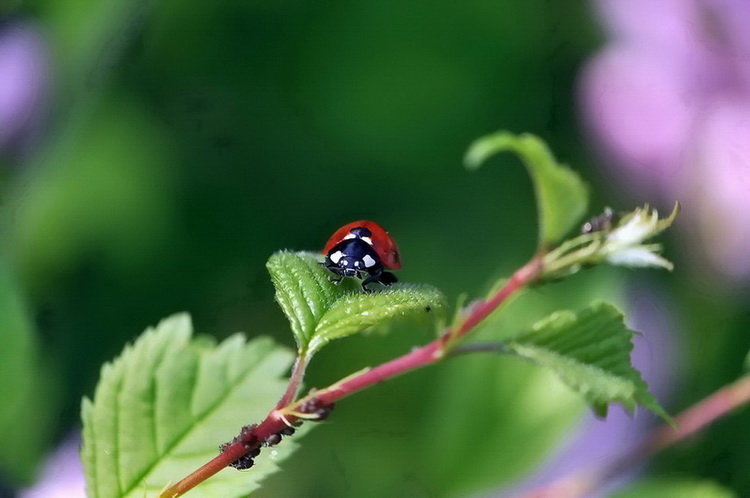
267,251 -> 349,351
81,314 -> 300,498
308,283 -> 446,357
465,131 -> 588,246
267,251 -> 445,358
612,478 -> 737,498
504,302 -> 670,421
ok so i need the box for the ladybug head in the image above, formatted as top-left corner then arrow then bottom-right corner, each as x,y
325,238 -> 382,278
335,255 -> 360,277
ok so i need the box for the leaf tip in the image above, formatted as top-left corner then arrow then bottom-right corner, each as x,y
463,130 -> 512,170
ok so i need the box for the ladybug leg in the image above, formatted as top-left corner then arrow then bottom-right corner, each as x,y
329,275 -> 345,285
379,272 -> 397,285
361,269 -> 397,292
360,266 -> 384,292
360,274 -> 379,292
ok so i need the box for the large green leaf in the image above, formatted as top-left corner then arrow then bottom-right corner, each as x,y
505,302 -> 669,421
267,251 -> 445,359
81,314 -> 299,498
465,131 -> 588,246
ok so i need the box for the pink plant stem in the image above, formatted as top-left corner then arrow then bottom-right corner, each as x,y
317,257 -> 542,405
317,341 -> 443,405
160,257 -> 542,497
646,374 -> 750,454
160,413 -> 297,498
276,356 -> 308,409
524,375 -> 750,498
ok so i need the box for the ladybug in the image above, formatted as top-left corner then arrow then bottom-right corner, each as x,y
323,220 -> 401,291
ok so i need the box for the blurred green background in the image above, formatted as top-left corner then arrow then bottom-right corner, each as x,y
1,0 -> 749,497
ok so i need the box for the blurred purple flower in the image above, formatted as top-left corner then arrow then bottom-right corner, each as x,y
0,18 -> 49,160
581,0 -> 750,281
501,284 -> 679,498
19,433 -> 85,498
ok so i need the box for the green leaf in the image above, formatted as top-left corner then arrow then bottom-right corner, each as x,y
267,251 -> 350,351
267,251 -> 445,358
612,478 -> 737,498
504,302 -> 669,421
81,314 -> 299,498
308,283 -> 445,356
465,131 -> 588,246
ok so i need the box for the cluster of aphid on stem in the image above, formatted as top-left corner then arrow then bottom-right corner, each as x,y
219,397 -> 335,471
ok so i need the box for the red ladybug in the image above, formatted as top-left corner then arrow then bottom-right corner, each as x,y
322,220 -> 401,291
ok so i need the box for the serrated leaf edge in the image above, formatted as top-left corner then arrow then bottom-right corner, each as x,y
81,314 -> 295,497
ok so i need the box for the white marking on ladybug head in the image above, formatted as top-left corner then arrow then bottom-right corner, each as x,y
360,236 -> 373,245
330,251 -> 344,264
362,254 -> 377,268
354,260 -> 361,268
343,233 -> 356,240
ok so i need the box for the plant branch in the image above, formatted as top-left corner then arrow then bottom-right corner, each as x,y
159,411 -> 296,498
645,374 -> 750,454
276,355 -> 308,409
523,374 -> 750,498
308,256 -> 542,407
448,342 -> 511,357
160,256 -> 543,497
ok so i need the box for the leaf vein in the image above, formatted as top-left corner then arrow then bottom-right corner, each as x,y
120,347 -> 272,496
